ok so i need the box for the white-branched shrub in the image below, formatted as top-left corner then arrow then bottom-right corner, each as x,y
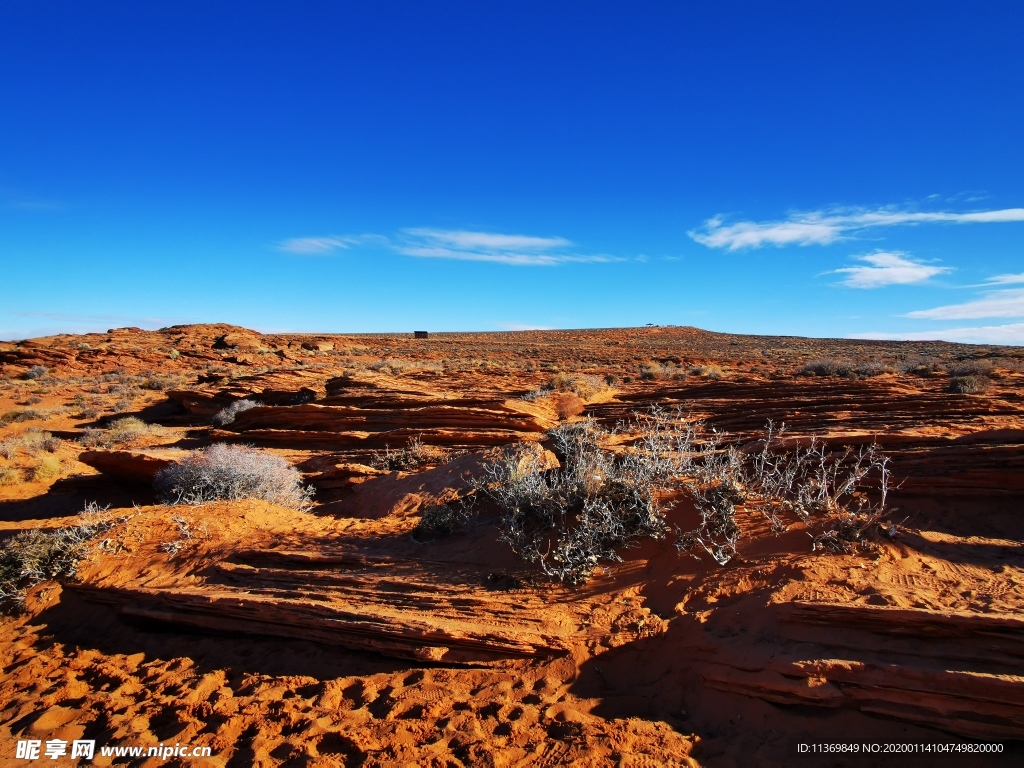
431,408 -> 894,584
155,444 -> 314,511
212,399 -> 262,426
0,502 -> 112,613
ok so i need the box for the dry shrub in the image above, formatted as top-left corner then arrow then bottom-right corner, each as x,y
802,358 -> 855,378
554,393 -> 585,420
690,364 -> 724,380
79,416 -> 153,448
369,435 -> 449,472
0,409 -> 48,425
212,398 -> 262,426
0,467 -> 19,486
0,502 -> 112,613
549,373 -> 606,399
440,410 -> 894,584
413,502 -> 472,541
31,456 -> 62,482
948,360 -> 993,377
949,375 -> 990,395
457,421 -> 667,585
0,439 -> 19,460
23,365 -> 48,380
155,444 -> 314,511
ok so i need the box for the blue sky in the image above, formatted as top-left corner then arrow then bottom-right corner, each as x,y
2,2 -> 1023,343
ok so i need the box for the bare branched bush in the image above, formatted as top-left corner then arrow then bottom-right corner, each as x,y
23,365 -> 48,380
0,502 -> 112,613
369,435 -> 450,472
948,360 -> 993,377
426,409 -> 894,584
689,364 -> 724,380
949,375 -> 991,394
79,416 -> 154,448
802,358 -> 855,378
454,421 -> 668,585
155,444 -> 314,511
212,398 -> 262,426
0,409 -> 49,425
554,393 -> 586,420
413,502 -> 474,541
0,439 -> 19,460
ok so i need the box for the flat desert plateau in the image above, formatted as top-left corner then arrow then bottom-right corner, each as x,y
1,323 -> 1023,767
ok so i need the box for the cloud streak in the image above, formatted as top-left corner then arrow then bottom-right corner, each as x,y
396,228 -> 619,266
832,252 -> 951,289
906,287 -> 1024,320
277,229 -> 614,265
854,323 -> 1024,345
690,206 -> 1024,250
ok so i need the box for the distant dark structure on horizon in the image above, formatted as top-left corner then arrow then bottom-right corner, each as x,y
414,331 -> 429,339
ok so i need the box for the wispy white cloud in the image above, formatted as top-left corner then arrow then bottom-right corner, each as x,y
982,272 -> 1024,285
277,236 -> 353,254
276,228 -> 615,266
690,205 -> 1024,250
854,323 -> 1024,345
403,229 -> 570,251
906,287 -> 1024,320
832,251 -> 952,289
395,228 -> 619,266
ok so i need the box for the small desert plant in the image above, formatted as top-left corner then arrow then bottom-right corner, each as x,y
108,416 -> 149,442
948,375 -> 990,395
0,503 -> 112,613
79,416 -> 153,448
31,456 -> 62,482
155,444 -> 314,511
690,364 -> 724,380
413,502 -> 473,540
369,435 -> 448,472
554,393 -> 586,420
19,429 -> 61,454
212,399 -> 262,426
854,361 -> 895,377
0,409 -> 48,425
0,467 -> 20,486
23,365 -> 48,380
168,348 -> 180,359
0,439 -> 18,460
948,360 -> 993,377
802,358 -> 855,378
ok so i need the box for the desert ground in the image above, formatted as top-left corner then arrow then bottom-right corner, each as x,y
1,323 -> 1023,767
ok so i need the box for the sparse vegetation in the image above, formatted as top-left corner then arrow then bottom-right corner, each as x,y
31,455 -> 62,482
0,409 -> 49,425
425,410 -> 893,584
370,435 -> 450,472
949,375 -> 991,395
212,398 -> 262,426
155,444 -> 314,511
23,365 -> 48,380
79,416 -> 155,448
0,467 -> 19,486
0,502 -> 112,613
